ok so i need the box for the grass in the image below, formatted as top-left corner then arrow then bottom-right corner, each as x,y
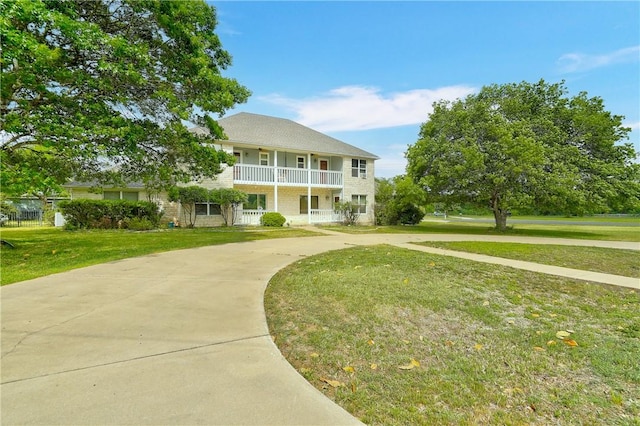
416,242 -> 640,278
0,226 -> 319,285
322,220 -> 640,242
265,245 -> 640,425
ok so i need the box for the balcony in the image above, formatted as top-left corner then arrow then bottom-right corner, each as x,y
233,164 -> 343,188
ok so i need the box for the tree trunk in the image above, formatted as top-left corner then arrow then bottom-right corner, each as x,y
493,209 -> 508,231
491,193 -> 508,231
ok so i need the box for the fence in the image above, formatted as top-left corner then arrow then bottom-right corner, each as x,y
1,210 -> 45,228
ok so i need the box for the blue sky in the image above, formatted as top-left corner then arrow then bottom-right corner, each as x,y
212,1 -> 640,178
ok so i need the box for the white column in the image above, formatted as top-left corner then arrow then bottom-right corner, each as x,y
307,153 -> 312,224
274,150 -> 278,213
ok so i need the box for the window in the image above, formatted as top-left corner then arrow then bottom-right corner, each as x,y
245,194 -> 266,210
351,159 -> 367,178
351,195 -> 367,213
103,191 -> 138,201
300,195 -> 319,214
195,203 -> 221,216
297,156 -> 306,169
259,152 -> 269,166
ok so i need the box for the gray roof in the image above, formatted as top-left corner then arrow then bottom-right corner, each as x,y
192,112 -> 379,160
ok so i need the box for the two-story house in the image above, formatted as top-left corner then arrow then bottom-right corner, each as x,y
65,112 -> 378,226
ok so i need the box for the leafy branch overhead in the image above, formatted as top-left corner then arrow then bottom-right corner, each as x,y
406,79 -> 640,231
0,0 -> 250,193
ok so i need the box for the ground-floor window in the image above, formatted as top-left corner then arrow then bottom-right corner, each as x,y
352,194 -> 367,213
103,191 -> 139,201
195,202 -> 221,216
300,195 -> 319,214
245,194 -> 267,210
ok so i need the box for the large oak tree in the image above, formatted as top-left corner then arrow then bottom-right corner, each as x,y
406,80 -> 639,230
1,0 -> 250,196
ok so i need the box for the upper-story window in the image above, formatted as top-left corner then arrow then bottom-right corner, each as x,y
259,152 -> 269,166
297,156 -> 306,169
104,191 -> 138,201
352,159 -> 367,178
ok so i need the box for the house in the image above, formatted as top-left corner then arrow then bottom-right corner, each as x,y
65,112 -> 379,226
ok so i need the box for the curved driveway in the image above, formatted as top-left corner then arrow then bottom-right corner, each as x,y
2,231 -> 638,425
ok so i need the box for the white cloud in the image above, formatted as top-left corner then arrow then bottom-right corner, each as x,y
624,121 -> 640,131
259,85 -> 476,132
558,45 -> 640,73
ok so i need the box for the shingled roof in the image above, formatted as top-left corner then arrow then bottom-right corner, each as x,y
192,112 -> 378,160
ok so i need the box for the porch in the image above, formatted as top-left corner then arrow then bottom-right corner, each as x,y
234,164 -> 342,188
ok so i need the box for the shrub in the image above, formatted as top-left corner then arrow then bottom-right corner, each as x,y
334,201 -> 360,226
123,217 -> 155,231
58,199 -> 160,229
260,212 -> 286,227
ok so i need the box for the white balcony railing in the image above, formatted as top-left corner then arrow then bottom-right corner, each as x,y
234,164 -> 342,188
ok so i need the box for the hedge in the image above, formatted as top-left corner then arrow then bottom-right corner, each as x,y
58,199 -> 161,230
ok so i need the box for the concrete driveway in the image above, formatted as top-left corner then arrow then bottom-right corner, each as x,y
2,232 -> 638,425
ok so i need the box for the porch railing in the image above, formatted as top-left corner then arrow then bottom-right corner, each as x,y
238,209 -> 341,225
234,164 -> 342,188
238,209 -> 265,225
310,209 -> 340,223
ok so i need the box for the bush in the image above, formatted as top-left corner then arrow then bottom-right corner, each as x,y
260,212 -> 286,227
122,217 -> 155,231
58,199 -> 160,229
334,201 -> 360,226
397,204 -> 425,225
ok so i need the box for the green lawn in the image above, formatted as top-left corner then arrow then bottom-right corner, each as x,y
0,226 -> 319,285
416,242 -> 640,278
322,220 -> 640,242
265,245 -> 640,425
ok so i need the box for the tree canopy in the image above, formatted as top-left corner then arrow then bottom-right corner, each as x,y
406,80 -> 639,230
1,0 -> 250,196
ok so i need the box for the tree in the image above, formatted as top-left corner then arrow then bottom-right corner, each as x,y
1,0 -> 250,194
375,176 -> 426,225
210,188 -> 247,226
167,186 -> 209,228
406,80 -> 639,231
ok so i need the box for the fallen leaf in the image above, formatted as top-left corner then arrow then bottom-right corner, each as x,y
343,366 -> 355,373
548,313 -> 557,318
310,352 -> 320,358
419,335 -> 424,341
445,340 -> 454,347
474,343 -> 483,351
482,301 -> 490,306
564,339 -> 579,347
354,265 -> 362,269
428,262 -> 435,267
367,339 -> 375,345
507,320 -> 515,325
555,331 -> 571,339
51,250 -> 57,255
399,358 -> 420,370
320,377 -> 344,388
531,313 -> 540,318
566,329 -> 575,334
351,382 -> 356,393
403,278 -> 409,284
402,339 -> 410,344
533,346 -> 545,351
370,363 -> 378,370
547,340 -> 557,346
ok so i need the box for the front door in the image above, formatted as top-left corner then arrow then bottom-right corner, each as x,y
319,159 -> 328,184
